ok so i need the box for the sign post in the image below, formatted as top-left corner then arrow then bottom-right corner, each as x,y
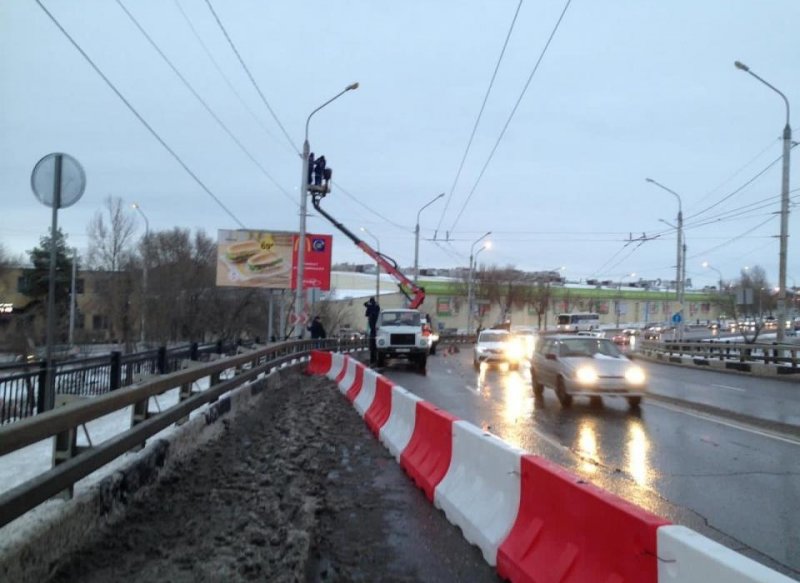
30,153 -> 85,411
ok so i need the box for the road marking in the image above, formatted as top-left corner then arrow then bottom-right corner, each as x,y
712,384 -> 746,392
650,401 -> 800,446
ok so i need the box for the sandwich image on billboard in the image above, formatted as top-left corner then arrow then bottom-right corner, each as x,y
216,229 -> 332,290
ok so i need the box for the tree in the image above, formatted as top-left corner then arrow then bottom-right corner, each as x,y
25,228 -> 74,342
87,196 -> 136,271
525,281 -> 553,330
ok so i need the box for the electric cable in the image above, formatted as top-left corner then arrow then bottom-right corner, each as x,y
203,0 -> 299,155
172,0 -> 283,148
34,0 -> 247,228
115,0 -> 296,206
448,0 -> 574,235
435,0 -> 524,238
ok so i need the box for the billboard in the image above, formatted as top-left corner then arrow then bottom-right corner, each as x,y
216,229 -> 332,290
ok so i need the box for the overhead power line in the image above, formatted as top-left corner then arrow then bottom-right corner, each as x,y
34,0 -> 246,228
172,0 -> 283,148
116,0 -> 296,206
202,0 -> 299,155
448,0 -> 574,235
435,0 -> 524,239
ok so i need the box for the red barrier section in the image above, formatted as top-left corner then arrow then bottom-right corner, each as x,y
364,376 -> 394,436
496,455 -> 669,583
305,350 -> 332,376
399,402 -> 458,501
333,356 -> 349,385
345,363 -> 365,402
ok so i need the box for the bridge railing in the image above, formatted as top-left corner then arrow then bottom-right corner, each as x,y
637,339 -> 800,371
0,337 -> 367,528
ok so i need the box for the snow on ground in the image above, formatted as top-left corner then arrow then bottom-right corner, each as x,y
0,364 -> 252,551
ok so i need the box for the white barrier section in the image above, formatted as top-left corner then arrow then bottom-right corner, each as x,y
337,358 -> 357,394
326,352 -> 345,381
657,525 -> 794,583
379,386 -> 422,461
433,422 -> 523,566
353,368 -> 379,417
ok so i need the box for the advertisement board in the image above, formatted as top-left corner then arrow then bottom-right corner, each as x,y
216,229 -> 332,290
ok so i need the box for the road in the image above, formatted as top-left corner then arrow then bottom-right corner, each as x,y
381,349 -> 800,579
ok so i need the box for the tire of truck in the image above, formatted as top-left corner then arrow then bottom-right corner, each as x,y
377,351 -> 386,368
417,353 -> 428,374
627,396 -> 642,408
430,342 -> 437,355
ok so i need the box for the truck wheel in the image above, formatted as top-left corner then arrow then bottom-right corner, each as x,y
556,377 -> 573,408
417,354 -> 428,374
430,342 -> 437,355
627,396 -> 642,408
377,352 -> 386,367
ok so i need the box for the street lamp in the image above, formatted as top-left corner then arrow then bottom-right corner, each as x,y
616,272 -> 636,328
703,261 -> 724,329
414,192 -> 445,283
467,232 -> 491,335
735,60 -> 792,342
295,82 -> 359,339
131,202 -> 150,345
647,178 -> 685,339
360,227 -> 380,299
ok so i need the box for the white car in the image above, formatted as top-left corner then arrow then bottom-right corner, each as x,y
530,335 -> 646,408
473,330 -> 525,370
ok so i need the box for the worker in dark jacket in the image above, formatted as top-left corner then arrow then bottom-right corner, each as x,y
307,316 -> 327,339
364,297 -> 380,364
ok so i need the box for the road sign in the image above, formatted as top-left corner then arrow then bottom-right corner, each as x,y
289,312 -> 309,326
672,312 -> 682,324
31,152 -> 86,208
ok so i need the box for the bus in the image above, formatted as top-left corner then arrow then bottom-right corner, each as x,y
556,313 -> 600,332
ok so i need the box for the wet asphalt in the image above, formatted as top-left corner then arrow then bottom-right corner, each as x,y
380,349 -> 800,579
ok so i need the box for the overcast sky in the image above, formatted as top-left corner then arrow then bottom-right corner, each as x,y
2,0 -> 798,288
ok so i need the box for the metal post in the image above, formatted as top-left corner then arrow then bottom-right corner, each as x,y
778,122 -> 792,342
68,247 -> 77,345
44,154 -> 63,412
414,193 -> 444,283
467,252 -> 474,335
267,290 -> 274,343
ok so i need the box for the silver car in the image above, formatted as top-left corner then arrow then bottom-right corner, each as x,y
530,335 -> 646,408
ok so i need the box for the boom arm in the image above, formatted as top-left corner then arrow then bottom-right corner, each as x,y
311,192 -> 425,308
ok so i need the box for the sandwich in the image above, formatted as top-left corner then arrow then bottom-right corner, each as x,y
225,240 -> 260,263
246,251 -> 284,274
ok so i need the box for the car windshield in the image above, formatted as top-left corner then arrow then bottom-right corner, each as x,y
479,332 -> 508,343
559,338 -> 622,358
380,312 -> 421,326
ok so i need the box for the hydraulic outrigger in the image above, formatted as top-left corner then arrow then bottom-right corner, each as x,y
310,191 -> 426,309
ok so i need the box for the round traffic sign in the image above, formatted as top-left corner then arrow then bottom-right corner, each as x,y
672,313 -> 682,324
30,152 -> 86,209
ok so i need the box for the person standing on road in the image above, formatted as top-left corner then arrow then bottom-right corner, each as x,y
364,297 -> 380,364
307,316 -> 327,341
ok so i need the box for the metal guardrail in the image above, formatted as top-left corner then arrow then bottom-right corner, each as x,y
0,338 -> 366,528
637,340 -> 800,370
0,342 -> 234,426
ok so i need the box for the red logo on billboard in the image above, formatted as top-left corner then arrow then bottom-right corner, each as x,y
291,233 -> 333,290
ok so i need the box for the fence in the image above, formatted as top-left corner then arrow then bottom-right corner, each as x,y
0,342 -> 235,426
0,337 -> 367,528
637,339 -> 800,374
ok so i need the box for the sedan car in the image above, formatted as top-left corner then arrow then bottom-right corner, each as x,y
530,335 -> 646,408
473,330 -> 525,370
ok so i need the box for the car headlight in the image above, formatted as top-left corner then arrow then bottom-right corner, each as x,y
504,341 -> 524,361
575,366 -> 598,384
625,366 -> 646,385
419,338 -> 429,347
377,338 -> 385,347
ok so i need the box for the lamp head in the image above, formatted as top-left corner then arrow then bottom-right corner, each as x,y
734,61 -> 749,72
702,261 -> 709,268
131,202 -> 139,209
346,82 -> 360,91
484,241 -> 492,250
645,177 -> 654,183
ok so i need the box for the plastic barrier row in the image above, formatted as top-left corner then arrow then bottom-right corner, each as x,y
307,351 -> 793,583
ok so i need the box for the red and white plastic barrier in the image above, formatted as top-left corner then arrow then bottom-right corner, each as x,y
306,351 -> 794,583
434,421 -> 524,566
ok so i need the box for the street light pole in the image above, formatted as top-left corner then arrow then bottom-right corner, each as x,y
467,231 -> 491,335
360,227 -> 380,299
414,192 -> 444,283
131,202 -> 150,345
703,261 -> 724,328
735,61 -> 791,342
647,178 -> 685,339
295,83 -> 359,339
